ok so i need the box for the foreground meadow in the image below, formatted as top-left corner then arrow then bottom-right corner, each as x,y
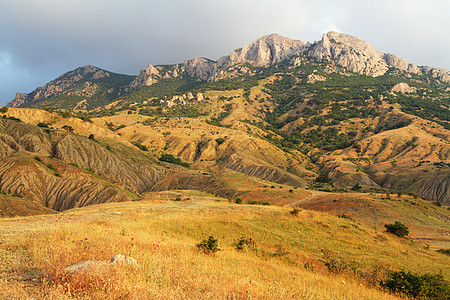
0,192 -> 448,299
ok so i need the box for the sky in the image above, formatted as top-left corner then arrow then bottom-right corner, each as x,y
1,0 -> 449,106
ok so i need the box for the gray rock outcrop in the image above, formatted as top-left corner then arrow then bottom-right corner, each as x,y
63,254 -> 138,274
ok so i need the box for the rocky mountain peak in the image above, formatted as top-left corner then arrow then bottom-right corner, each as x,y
308,31 -> 388,76
7,65 -> 117,108
226,33 -> 305,67
128,33 -> 305,90
308,31 -> 450,83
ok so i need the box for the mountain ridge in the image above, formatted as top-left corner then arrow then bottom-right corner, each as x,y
8,31 -> 450,108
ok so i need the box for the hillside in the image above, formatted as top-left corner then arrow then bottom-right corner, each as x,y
1,31 -> 449,299
8,66 -> 135,110
0,110 -> 172,213
1,32 -> 449,207
0,196 -> 448,299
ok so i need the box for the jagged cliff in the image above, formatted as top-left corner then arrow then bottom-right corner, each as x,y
128,31 -> 449,91
128,34 -> 305,90
306,32 -> 450,82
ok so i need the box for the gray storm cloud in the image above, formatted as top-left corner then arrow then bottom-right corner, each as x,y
0,0 -> 449,106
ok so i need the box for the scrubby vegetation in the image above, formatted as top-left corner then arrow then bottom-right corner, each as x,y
159,153 -> 190,167
381,270 -> 449,299
196,236 -> 221,254
385,221 -> 409,238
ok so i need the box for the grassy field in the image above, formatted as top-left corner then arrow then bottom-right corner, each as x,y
1,193 -> 448,299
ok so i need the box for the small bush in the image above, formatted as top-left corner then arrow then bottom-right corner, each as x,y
33,156 -> 42,162
88,134 -> 95,140
196,236 -> 221,254
315,172 -> 330,183
132,142 -> 148,152
381,270 -> 449,299
337,213 -> 354,221
351,184 -> 362,192
321,250 -> 349,274
0,107 -> 8,113
272,244 -> 288,257
215,137 -> 225,145
62,125 -> 74,132
233,237 -> 255,251
246,200 -> 270,206
433,201 -> 442,207
290,208 -> 301,216
437,248 -> 450,256
385,221 -> 409,238
234,198 -> 242,204
159,154 -> 190,167
174,197 -> 181,201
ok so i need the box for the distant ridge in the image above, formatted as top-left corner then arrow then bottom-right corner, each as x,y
8,31 -> 449,108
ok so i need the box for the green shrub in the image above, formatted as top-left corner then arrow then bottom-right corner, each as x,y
437,248 -> 450,256
290,207 -> 301,216
381,270 -> 449,299
337,213 -> 354,221
62,125 -> 74,132
0,107 -> 8,113
351,184 -> 362,192
320,249 -> 349,274
246,200 -> 270,206
385,221 -> 409,238
215,137 -> 225,145
233,237 -> 255,251
132,141 -> 148,151
196,236 -> 221,254
159,153 -> 190,167
33,156 -> 42,162
315,172 -> 330,183
234,198 -> 242,204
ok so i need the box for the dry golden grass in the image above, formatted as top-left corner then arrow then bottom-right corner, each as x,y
0,195 -> 448,299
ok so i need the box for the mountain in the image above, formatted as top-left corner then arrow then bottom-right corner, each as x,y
128,34 -> 305,90
8,65 -> 135,109
2,31 -> 449,209
307,31 -> 450,81
128,31 -> 449,91
9,32 -> 449,110
0,109 -> 172,213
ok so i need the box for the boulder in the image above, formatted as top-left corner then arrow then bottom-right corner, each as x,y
63,254 -> 138,274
